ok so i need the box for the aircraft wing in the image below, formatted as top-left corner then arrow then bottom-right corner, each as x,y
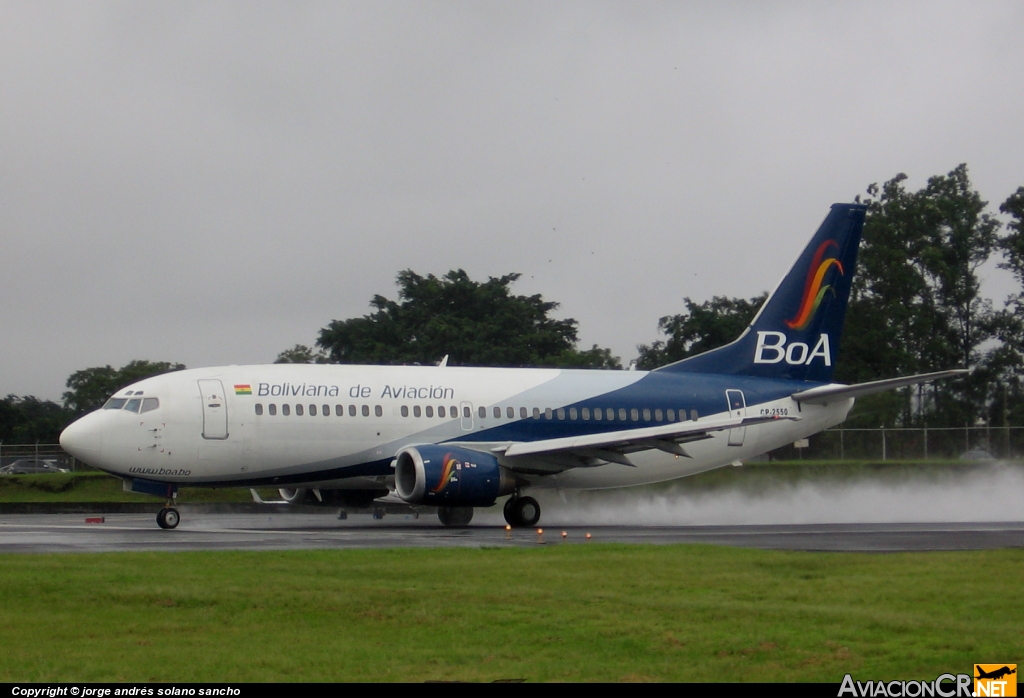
489,414 -> 797,467
790,369 -> 969,405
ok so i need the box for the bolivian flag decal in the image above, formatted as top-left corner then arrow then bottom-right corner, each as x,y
234,384 -> 253,396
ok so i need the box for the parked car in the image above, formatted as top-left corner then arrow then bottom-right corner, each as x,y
0,459 -> 69,474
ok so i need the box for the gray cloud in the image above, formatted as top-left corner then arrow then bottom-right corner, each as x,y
3,1 -> 1023,399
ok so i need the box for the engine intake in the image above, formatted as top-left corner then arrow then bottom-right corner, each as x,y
395,445 -> 515,507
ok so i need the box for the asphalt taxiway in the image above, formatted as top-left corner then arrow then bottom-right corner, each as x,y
2,511 -> 1023,553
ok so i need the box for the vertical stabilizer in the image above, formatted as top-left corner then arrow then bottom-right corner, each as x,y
655,203 -> 866,383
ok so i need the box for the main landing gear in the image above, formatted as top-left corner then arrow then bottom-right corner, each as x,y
437,506 -> 474,527
504,495 -> 540,528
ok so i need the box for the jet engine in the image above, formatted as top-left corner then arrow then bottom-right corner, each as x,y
277,487 -> 388,507
278,487 -> 312,504
394,445 -> 515,507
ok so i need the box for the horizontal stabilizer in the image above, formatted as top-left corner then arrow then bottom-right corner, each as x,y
790,369 -> 969,405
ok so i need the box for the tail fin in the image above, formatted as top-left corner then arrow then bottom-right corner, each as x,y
655,203 -> 866,382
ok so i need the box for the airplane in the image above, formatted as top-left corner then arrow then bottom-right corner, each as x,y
59,203 -> 965,530
975,666 -> 1016,681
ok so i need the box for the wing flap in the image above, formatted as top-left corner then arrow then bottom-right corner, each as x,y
496,414 -> 796,464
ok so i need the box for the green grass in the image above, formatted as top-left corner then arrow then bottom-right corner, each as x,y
0,472 -> 273,502
0,546 -> 1021,682
3,461 -> 1013,503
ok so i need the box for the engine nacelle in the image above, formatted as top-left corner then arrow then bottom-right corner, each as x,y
278,487 -> 389,507
394,445 -> 515,507
278,487 -> 311,504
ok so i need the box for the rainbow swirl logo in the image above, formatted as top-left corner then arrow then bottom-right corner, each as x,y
785,239 -> 844,331
430,454 -> 460,493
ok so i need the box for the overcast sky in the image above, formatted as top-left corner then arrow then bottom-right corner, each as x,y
3,1 -> 1023,401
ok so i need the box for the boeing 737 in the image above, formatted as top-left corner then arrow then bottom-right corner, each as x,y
59,204 -> 964,529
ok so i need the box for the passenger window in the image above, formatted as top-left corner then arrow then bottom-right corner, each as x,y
642,408 -> 651,421
362,405 -> 369,417
593,407 -> 602,420
413,405 -> 421,417
141,398 -> 160,413
438,406 -> 446,418
336,404 -> 343,416
349,405 -> 357,417
557,408 -> 565,420
375,405 -> 382,417
282,404 -> 291,416
401,405 -> 409,417
618,408 -> 627,421
103,398 -> 128,410
451,405 -> 457,417
255,404 -> 264,416
493,406 -> 501,418
582,408 -> 590,420
309,404 -> 317,416
631,408 -> 639,421
655,409 -> 663,421
463,406 -> 471,418
545,408 -> 553,420
296,404 -> 304,416
479,406 -> 486,418
426,406 -> 434,418
123,399 -> 142,413
520,407 -> 527,419
569,408 -> 577,420
533,407 -> 540,419
269,404 -> 277,416
691,409 -> 698,421
667,409 -> 676,422
507,406 -> 514,419
323,404 -> 329,417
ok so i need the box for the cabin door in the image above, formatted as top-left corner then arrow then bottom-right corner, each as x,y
726,389 -> 746,447
198,379 -> 229,440
460,401 -> 474,431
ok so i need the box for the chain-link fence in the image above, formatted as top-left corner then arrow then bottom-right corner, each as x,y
0,443 -> 86,471
3,429 -> 1022,470
771,426 -> 1024,461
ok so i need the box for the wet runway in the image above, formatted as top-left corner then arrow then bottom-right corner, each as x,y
2,511 -> 1023,553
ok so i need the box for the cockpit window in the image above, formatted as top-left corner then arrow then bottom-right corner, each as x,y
140,398 -> 160,413
123,398 -> 143,413
103,398 -> 128,410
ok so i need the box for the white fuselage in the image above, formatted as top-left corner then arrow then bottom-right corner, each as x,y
60,363 -> 853,495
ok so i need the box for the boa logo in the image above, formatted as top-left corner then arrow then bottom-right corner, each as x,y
754,331 -> 832,366
785,239 -> 843,331
430,454 -> 460,493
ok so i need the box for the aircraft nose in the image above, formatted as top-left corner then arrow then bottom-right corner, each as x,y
60,415 -> 103,463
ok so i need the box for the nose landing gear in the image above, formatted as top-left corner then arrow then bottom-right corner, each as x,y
156,496 -> 180,530
503,495 -> 540,528
156,507 -> 179,529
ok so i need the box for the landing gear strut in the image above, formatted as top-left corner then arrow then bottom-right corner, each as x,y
437,506 -> 474,527
503,495 -> 540,528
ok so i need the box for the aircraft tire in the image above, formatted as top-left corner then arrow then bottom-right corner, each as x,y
157,507 -> 180,530
504,496 -> 540,528
437,506 -> 474,527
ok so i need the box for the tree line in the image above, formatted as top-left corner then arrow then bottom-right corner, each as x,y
5,164 -> 1023,443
